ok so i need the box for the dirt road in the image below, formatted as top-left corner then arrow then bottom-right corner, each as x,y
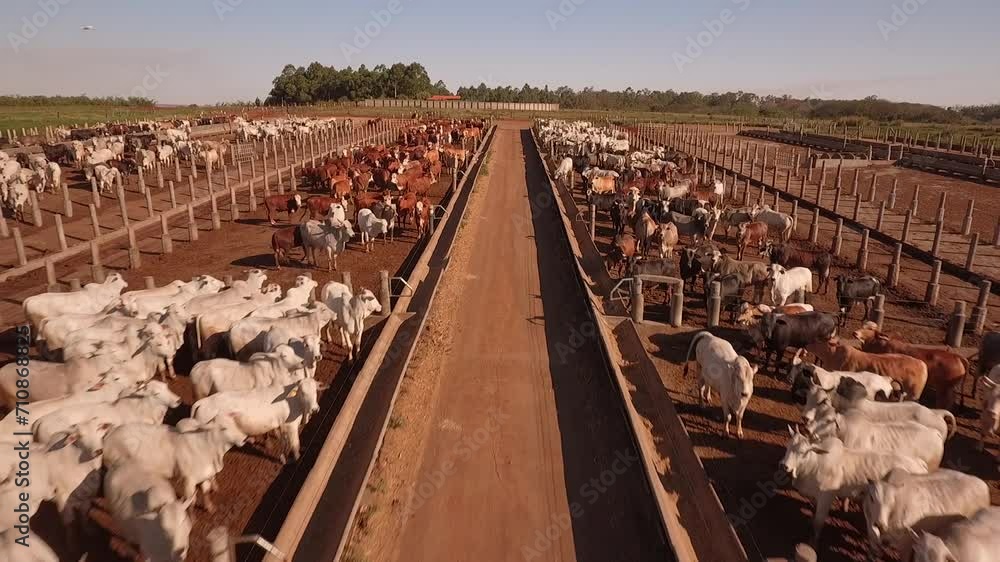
351,123 -> 668,562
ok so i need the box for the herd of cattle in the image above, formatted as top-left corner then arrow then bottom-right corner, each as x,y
0,116 -> 486,562
0,115 -> 355,225
266,118 -> 483,270
0,268 -> 385,561
541,119 -> 1000,560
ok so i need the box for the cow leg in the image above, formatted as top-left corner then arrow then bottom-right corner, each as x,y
811,493 -> 834,546
199,480 -> 216,513
721,404 -> 733,436
287,425 -> 302,462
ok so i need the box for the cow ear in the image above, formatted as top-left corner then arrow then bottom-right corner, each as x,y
787,425 -> 797,437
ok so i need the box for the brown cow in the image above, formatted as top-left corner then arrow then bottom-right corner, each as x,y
397,192 -> 417,228
304,195 -> 345,220
263,193 -> 304,225
854,322 -> 970,409
271,226 -> 304,269
806,337 -> 929,401
416,196 -> 431,238
606,233 -> 637,277
330,177 -> 352,198
355,191 -> 390,220
736,221 -> 769,261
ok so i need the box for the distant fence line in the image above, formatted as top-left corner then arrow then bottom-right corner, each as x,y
358,98 -> 560,112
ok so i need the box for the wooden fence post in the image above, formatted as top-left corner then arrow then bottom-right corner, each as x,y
852,194 -> 862,221
210,195 -> 222,230
888,243 -> 902,288
127,226 -> 141,269
62,181 -> 73,217
809,208 -> 820,244
117,186 -> 129,227
188,204 -> 199,241
876,201 -> 886,231
925,260 -> 942,305
161,214 -> 173,254
965,233 -> 980,269
911,184 -> 921,216
857,229 -> 870,271
54,214 -> 68,251
45,258 -> 58,291
12,227 -> 27,266
887,179 -> 898,210
902,210 -> 913,243
945,301 -> 966,348
971,280 -> 991,335
832,218 -> 844,256
90,240 -> 104,282
229,187 -> 240,222
145,189 -> 155,219
91,176 -> 101,208
931,221 -> 945,257
962,199 -> 975,236
28,191 -> 43,226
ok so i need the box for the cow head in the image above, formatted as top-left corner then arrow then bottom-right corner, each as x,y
158,498 -> 194,562
910,530 -> 954,562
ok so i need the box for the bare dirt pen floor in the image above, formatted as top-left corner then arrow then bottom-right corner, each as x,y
343,123 -> 669,562
0,158 -> 454,562
555,153 -> 1000,561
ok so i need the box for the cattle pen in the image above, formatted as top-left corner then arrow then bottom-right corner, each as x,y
536,116 -> 1000,561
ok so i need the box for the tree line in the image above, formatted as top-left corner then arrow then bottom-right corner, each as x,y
265,61 -> 997,126
0,95 -> 155,106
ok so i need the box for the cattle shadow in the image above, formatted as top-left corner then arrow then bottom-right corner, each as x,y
231,254 -> 289,269
521,129 -> 672,562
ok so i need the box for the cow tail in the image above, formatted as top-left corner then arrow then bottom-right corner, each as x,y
942,411 -> 957,439
683,332 -> 707,378
194,317 -> 203,352
783,220 -> 794,242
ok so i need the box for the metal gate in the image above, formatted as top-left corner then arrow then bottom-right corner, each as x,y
232,142 -> 256,164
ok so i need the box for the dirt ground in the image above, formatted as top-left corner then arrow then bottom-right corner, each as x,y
556,153 -> 1000,560
345,123 -> 668,562
2,154 -> 454,562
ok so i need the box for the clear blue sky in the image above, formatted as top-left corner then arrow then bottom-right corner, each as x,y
3,0 -> 997,107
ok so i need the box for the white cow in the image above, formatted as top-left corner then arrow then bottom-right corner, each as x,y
4,180 -> 28,221
194,283 -> 282,357
323,286 -> 382,361
753,205 -> 796,242
778,428 -> 928,544
807,400 -> 945,469
95,164 -> 122,193
768,264 -> 813,306
178,270 -> 269,318
357,208 -> 389,252
0,418 -> 111,542
22,274 -> 128,330
32,381 -> 181,444
191,378 -> 325,463
102,418 -> 247,512
123,277 -> 228,319
0,325 -> 175,407
977,376 -> 1000,450
229,302 -> 335,359
803,386 -> 956,441
0,378 -> 131,444
45,162 -> 61,192
912,507 -> 1000,562
83,148 -> 115,176
263,329 -> 323,379
190,344 -> 305,400
554,157 -> 573,183
683,331 -> 758,438
863,468 -> 991,559
789,358 -> 894,400
249,276 -> 317,319
300,217 -> 355,271
137,149 -> 156,170
103,464 -> 195,562
156,143 -> 175,164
